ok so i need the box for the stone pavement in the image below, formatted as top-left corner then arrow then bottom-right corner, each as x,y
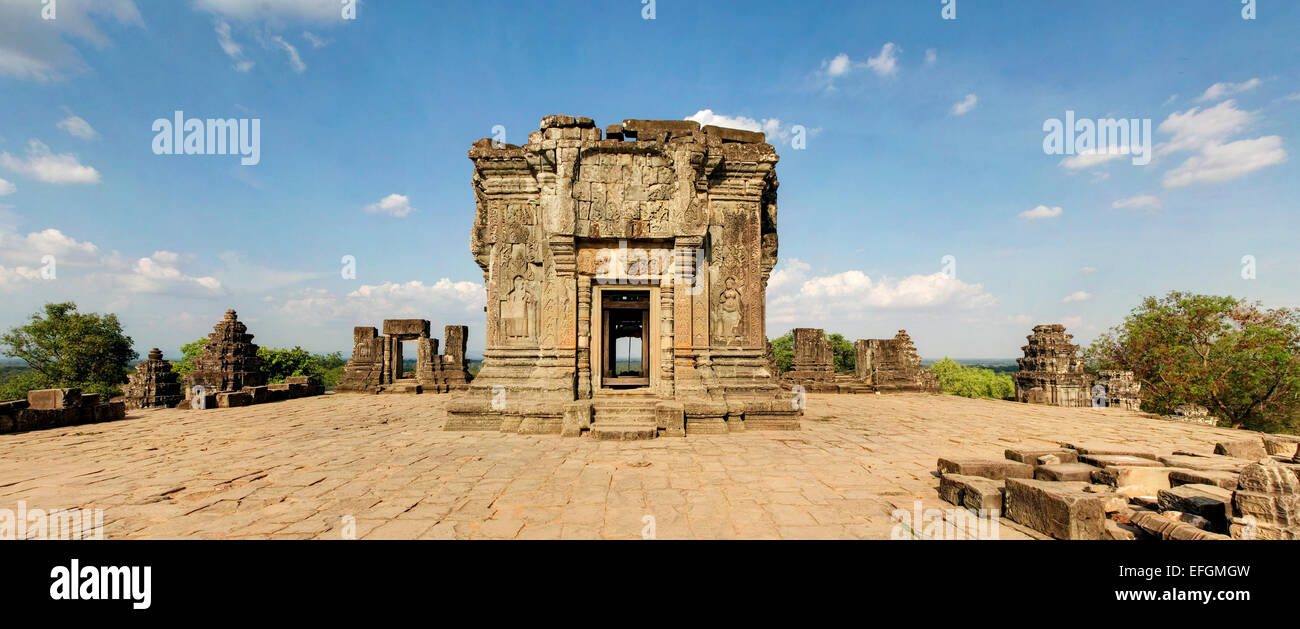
0,392 -> 1245,540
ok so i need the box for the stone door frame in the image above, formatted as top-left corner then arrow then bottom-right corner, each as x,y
591,284 -> 660,392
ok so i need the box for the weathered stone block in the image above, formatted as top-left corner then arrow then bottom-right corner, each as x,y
93,402 -> 126,422
655,402 -> 685,438
242,386 -> 271,404
1092,466 -> 1187,496
1158,484 -> 1233,532
939,473 -> 1004,514
382,319 -> 430,338
27,388 -> 83,410
1263,435 -> 1300,458
1214,436 -> 1269,460
1064,443 -> 1158,460
217,392 -> 252,408
1158,454 -> 1252,472
1078,454 -> 1159,468
1168,468 -> 1240,490
1004,448 -> 1078,465
1235,461 -> 1300,493
1131,511 -> 1231,540
937,458 -> 1034,480
16,409 -> 63,431
1035,463 -> 1100,482
1004,478 -> 1107,540
560,402 -> 591,438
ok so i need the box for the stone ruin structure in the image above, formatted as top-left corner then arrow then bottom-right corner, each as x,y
1094,369 -> 1141,411
779,328 -> 937,394
1013,324 -> 1091,407
124,348 -> 184,410
446,115 -> 799,438
782,328 -> 836,392
185,309 -> 265,400
337,321 -> 472,394
0,388 -> 125,434
855,330 -> 939,393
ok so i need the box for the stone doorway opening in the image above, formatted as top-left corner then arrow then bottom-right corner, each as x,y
399,340 -> 416,379
600,291 -> 650,388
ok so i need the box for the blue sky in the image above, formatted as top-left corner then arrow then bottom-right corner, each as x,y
0,0 -> 1296,360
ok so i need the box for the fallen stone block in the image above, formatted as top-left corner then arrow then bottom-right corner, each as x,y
1263,435 -> 1300,458
1157,454 -> 1252,472
1162,511 -> 1213,530
561,401 -> 592,438
1131,510 -> 1231,540
1158,484 -> 1233,532
16,409 -> 63,431
1235,461 -> 1300,493
1004,448 -> 1078,465
1233,491 -> 1300,527
26,388 -> 83,410
1004,479 -> 1107,540
938,474 -> 1004,514
1092,466 -> 1192,496
937,458 -> 1033,480
654,401 -> 684,438
217,392 -> 252,408
1061,443 -> 1158,460
93,402 -> 126,422
1105,519 -> 1142,540
1214,436 -> 1269,460
1035,463 -> 1100,482
242,386 -> 271,404
1079,454 -> 1160,468
1169,469 -> 1240,490
1230,518 -> 1300,540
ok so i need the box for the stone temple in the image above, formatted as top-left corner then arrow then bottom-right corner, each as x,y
446,116 -> 800,438
856,330 -> 939,393
1013,324 -> 1091,407
337,321 -> 473,394
185,310 -> 265,399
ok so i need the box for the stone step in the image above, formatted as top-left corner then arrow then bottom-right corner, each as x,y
379,383 -> 423,394
589,423 -> 658,441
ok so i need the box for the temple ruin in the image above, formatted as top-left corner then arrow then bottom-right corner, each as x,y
124,348 -> 184,410
185,310 -> 265,399
782,328 -> 836,392
855,330 -> 940,393
1094,369 -> 1142,411
446,115 -> 799,438
337,321 -> 472,394
1013,324 -> 1091,407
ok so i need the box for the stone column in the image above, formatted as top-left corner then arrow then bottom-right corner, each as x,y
576,274 -> 592,399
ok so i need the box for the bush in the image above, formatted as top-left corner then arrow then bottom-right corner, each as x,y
930,358 -> 1015,399
0,302 -> 136,398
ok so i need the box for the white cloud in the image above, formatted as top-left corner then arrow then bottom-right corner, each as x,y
1060,151 -> 1128,170
1112,194 -> 1162,211
1019,205 -> 1063,221
0,178 -> 14,196
0,0 -> 141,81
1062,291 -> 1092,303
1198,78 -> 1262,102
826,53 -> 851,77
0,139 -> 100,184
950,94 -> 978,116
865,42 -> 900,77
1162,136 -> 1286,188
118,253 -> 224,297
684,109 -> 808,145
364,193 -> 415,218
765,260 -> 996,328
214,20 -> 254,72
57,112 -> 99,140
302,31 -> 329,48
194,0 -> 348,22
925,48 -> 937,65
0,264 -> 43,291
278,279 -> 487,325
271,35 -> 306,73
1158,100 -> 1252,155
1080,267 -> 1098,274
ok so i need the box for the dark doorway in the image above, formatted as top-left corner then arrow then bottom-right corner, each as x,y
601,291 -> 650,388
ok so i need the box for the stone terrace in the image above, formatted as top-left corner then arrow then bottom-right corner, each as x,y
0,393 -> 1245,539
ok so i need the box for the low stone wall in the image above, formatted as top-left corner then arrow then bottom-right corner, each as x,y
187,376 -> 325,410
0,388 -> 127,435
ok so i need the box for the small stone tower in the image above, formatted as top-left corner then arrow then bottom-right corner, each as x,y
124,348 -> 184,409
185,310 -> 266,397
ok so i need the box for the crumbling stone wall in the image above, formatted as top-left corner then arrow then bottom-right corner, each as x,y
1013,324 -> 1091,407
0,388 -> 125,434
1094,370 -> 1141,411
124,348 -> 184,410
782,328 -> 836,391
337,321 -> 472,394
854,330 -> 939,393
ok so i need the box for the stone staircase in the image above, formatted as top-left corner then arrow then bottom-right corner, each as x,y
589,393 -> 661,440
378,378 -> 423,394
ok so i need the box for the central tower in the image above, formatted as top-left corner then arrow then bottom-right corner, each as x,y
446,116 -> 800,437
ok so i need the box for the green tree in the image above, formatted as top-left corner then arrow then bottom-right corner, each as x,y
827,333 -> 856,374
173,337 -> 209,377
1084,291 -> 1300,432
0,302 -> 137,398
770,333 -> 793,373
929,357 -> 1015,399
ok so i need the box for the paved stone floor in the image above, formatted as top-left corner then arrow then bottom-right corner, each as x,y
0,392 -> 1245,539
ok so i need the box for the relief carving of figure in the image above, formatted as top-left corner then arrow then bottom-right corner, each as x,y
714,276 -> 743,345
501,274 -> 537,343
